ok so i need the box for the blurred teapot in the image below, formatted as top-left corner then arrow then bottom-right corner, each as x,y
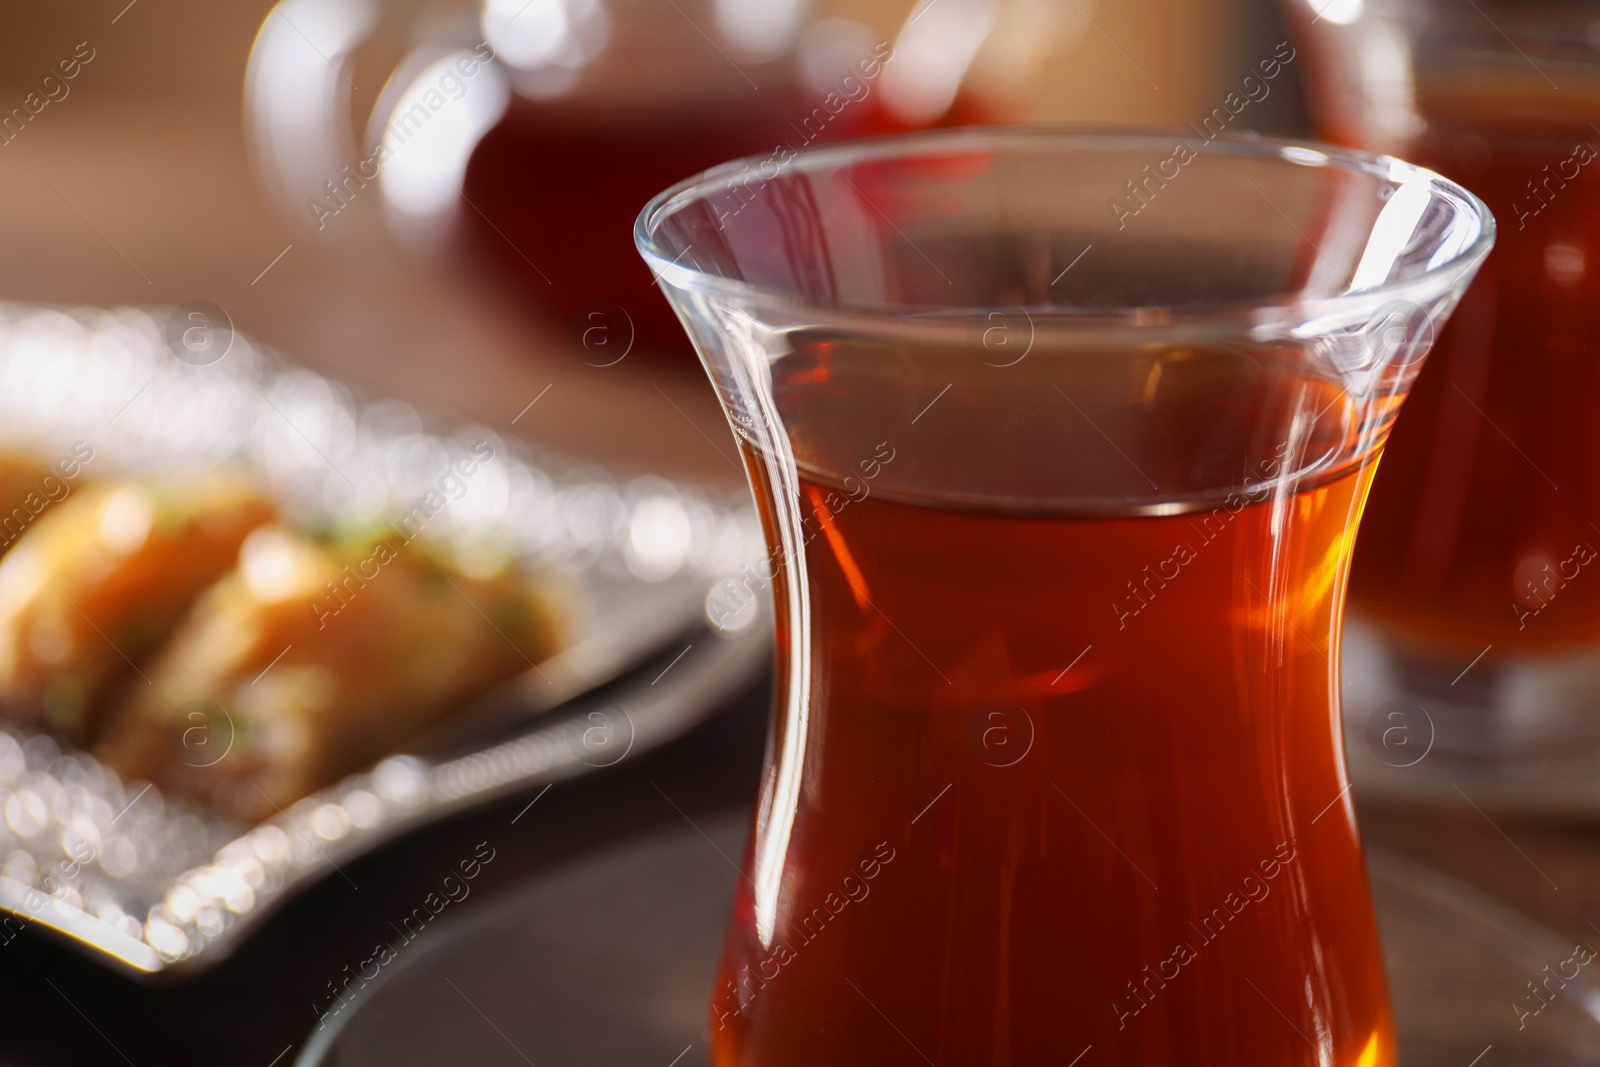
245,0 -> 1072,359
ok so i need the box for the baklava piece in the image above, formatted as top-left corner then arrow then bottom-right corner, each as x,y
0,477 -> 275,739
98,526 -> 561,820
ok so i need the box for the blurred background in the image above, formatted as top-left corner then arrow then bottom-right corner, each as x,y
0,0 -> 1304,484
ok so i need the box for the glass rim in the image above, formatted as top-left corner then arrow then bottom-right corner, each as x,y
634,125 -> 1497,329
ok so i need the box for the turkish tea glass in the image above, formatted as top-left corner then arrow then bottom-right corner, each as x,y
636,129 -> 1492,1067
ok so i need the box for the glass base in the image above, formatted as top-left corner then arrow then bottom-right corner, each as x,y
1344,612 -> 1600,813
298,810 -> 1600,1067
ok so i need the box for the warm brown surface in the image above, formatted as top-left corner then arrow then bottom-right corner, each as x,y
1360,799 -> 1600,951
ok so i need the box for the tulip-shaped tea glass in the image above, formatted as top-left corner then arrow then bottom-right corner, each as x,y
637,130 -> 1492,1067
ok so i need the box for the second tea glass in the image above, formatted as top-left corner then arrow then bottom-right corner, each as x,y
638,129 -> 1491,1066
1292,0 -> 1600,798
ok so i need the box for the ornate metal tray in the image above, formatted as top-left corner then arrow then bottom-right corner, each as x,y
0,304 -> 769,977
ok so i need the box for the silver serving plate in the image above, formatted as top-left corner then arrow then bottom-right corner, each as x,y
0,304 -> 770,977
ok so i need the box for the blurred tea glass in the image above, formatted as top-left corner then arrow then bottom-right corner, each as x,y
244,0 -> 1074,360
1291,0 -> 1600,791
639,129 -> 1490,1065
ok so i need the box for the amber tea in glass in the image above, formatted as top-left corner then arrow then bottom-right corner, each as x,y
638,129 -> 1491,1066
